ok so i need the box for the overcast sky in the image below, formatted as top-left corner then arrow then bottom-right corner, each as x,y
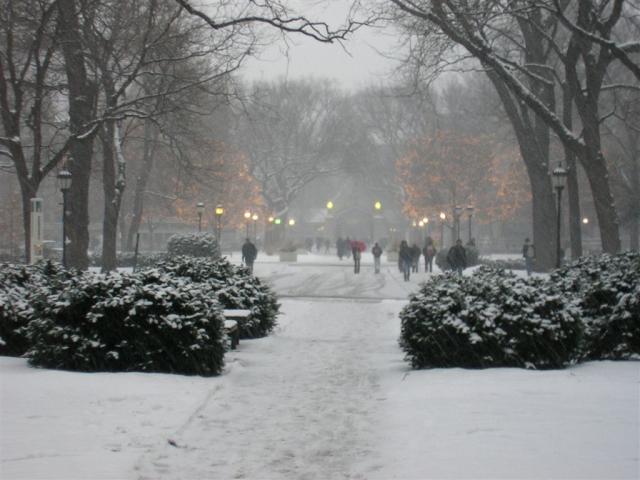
240,1 -> 401,90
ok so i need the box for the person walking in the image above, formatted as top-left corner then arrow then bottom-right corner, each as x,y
351,239 -> 362,274
372,242 -> 383,274
241,238 -> 258,273
410,243 -> 421,273
399,240 -> 412,281
446,239 -> 467,276
423,238 -> 437,273
522,238 -> 535,276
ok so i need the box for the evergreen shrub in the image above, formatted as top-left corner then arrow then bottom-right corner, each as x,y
399,267 -> 582,369
167,233 -> 219,258
26,270 -> 226,376
153,256 -> 279,338
0,261 -> 69,356
552,252 -> 640,360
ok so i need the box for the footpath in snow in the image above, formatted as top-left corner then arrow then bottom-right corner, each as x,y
1,253 -> 638,479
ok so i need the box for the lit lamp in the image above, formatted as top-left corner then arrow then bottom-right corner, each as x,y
374,201 -> 382,211
552,163 -> 568,268
288,219 -> 296,226
466,205 -> 475,244
439,211 -> 446,247
326,201 -> 334,210
252,213 -> 259,240
582,217 -> 589,225
274,218 -> 281,225
244,210 -> 251,238
196,202 -> 205,232
215,205 -> 224,246
57,169 -> 72,268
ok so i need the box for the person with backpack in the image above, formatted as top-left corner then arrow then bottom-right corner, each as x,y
241,238 -> 258,273
423,238 -> 437,273
372,242 -> 383,274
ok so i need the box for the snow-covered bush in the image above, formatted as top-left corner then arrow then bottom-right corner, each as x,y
478,257 -> 526,270
435,246 -> 479,271
552,252 -> 640,360
152,256 -> 279,338
0,261 -> 69,356
166,233 -> 219,258
88,252 -> 169,269
26,269 -> 226,376
400,267 -> 582,370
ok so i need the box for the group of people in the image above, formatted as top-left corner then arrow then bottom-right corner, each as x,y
397,237 -> 442,281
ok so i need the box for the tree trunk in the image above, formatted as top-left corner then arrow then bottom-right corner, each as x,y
488,72 -> 556,271
101,121 -> 118,272
126,119 -> 157,251
18,181 -> 36,264
57,0 -> 96,270
562,82 -> 582,258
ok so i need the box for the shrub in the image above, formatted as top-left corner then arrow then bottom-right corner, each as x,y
435,246 -> 479,271
167,233 -> 219,258
0,261 -> 70,356
26,270 -> 226,376
478,257 -> 526,270
400,267 -> 582,370
88,252 -> 168,269
152,256 -> 279,338
552,252 -> 640,360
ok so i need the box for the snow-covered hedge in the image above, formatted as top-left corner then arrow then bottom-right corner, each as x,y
26,270 -> 226,376
552,252 -> 640,360
152,256 -> 279,338
88,252 -> 169,269
478,257 -> 526,270
400,267 -> 582,369
435,246 -> 479,271
0,261 -> 69,356
166,233 -> 219,258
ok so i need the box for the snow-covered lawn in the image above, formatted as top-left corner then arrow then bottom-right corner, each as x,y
1,254 -> 638,479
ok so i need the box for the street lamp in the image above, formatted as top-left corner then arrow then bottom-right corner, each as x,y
466,205 -> 475,244
454,205 -> 463,241
244,210 -> 251,238
552,163 -> 568,268
196,202 -> 205,232
252,213 -> 259,240
374,201 -> 382,211
215,205 -> 224,245
288,218 -> 295,226
439,211 -> 446,247
582,217 -> 589,225
57,169 -> 72,268
326,201 -> 334,211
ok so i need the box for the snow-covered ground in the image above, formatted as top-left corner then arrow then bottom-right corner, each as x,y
1,253 -> 638,479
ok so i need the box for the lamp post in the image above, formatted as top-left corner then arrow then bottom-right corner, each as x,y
466,205 -> 475,244
454,205 -> 463,241
244,210 -> 251,238
552,163 -> 568,268
252,213 -> 259,240
57,169 -> 72,268
215,205 -> 224,245
439,212 -> 446,247
196,202 -> 204,232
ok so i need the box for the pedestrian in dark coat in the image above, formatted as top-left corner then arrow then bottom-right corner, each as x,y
410,243 -> 421,273
241,238 -> 258,273
372,242 -> 383,274
446,239 -> 467,276
423,239 -> 437,273
399,240 -> 412,281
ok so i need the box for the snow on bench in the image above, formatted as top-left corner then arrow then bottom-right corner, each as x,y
222,309 -> 251,350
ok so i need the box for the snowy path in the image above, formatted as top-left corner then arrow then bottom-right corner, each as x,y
135,298 -> 403,479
